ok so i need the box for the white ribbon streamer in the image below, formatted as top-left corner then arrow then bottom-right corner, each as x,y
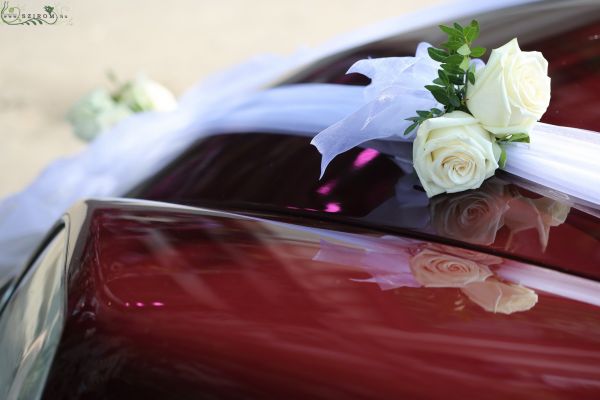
309,44 -> 600,205
1,29 -> 598,290
504,123 -> 600,205
311,43 -> 440,177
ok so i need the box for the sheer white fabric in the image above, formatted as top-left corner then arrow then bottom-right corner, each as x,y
0,53 -> 329,285
0,0 -> 595,287
504,123 -> 600,205
2,72 -> 599,285
310,46 -> 600,205
311,43 -> 440,176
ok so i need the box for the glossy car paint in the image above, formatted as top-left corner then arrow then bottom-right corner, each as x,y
132,132 -> 600,280
0,228 -> 67,400
2,1 -> 596,399
131,15 -> 600,279
41,200 -> 600,399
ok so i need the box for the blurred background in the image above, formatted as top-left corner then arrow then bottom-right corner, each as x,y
0,0 -> 448,198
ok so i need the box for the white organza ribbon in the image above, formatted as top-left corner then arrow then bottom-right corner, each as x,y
503,123 -> 600,204
1,41 -> 599,289
310,43 -> 600,205
311,43 -> 439,177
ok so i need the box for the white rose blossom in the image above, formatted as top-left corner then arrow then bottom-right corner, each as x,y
413,111 -> 500,198
67,89 -> 133,142
116,76 -> 178,113
68,76 -> 177,141
466,38 -> 551,136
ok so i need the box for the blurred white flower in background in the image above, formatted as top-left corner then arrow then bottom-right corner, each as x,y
66,89 -> 133,142
114,76 -> 178,113
67,74 -> 177,142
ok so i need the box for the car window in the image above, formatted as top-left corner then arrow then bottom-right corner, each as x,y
131,2 -> 600,280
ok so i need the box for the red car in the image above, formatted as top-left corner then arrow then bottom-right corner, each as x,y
1,1 -> 599,399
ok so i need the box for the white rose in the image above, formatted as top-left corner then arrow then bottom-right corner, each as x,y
409,248 -> 492,288
116,76 -> 177,112
413,111 -> 500,198
462,279 -> 538,314
466,38 -> 551,136
67,89 -> 133,142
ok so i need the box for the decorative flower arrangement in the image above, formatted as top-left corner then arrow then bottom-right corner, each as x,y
408,21 -> 550,197
313,21 -> 552,198
67,74 -> 177,142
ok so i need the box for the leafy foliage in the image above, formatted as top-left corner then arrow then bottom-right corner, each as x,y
404,20 -> 487,135
497,133 -> 531,144
496,133 -> 531,168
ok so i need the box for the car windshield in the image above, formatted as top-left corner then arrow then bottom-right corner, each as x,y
130,1 -> 600,280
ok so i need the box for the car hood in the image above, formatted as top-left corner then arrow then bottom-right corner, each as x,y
41,199 -> 600,399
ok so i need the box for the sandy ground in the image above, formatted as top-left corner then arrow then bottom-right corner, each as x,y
0,0 -> 448,198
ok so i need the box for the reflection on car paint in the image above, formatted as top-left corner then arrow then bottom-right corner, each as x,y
369,178 -> 571,249
133,131 -> 599,279
42,201 -> 600,399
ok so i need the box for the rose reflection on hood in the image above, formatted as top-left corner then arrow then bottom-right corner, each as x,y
430,181 -> 508,245
461,279 -> 538,315
315,238 -> 539,315
409,244 -> 537,314
430,180 -> 571,249
409,248 -> 492,287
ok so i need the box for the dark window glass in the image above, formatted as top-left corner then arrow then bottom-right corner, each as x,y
131,3 -> 600,278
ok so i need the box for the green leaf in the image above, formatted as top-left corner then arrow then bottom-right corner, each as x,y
459,57 -> 470,71
417,110 -> 430,118
467,71 -> 475,85
448,92 -> 461,107
404,122 -> 419,136
426,85 -> 451,105
431,108 -> 443,116
439,24 -> 461,37
470,20 -> 480,37
425,84 -> 443,92
443,38 -> 465,51
463,21 -> 479,42
470,46 -> 486,57
438,70 -> 449,84
463,26 -> 476,43
428,47 -> 448,62
432,78 -> 444,85
498,146 -> 507,168
448,73 -> 464,85
499,133 -> 531,143
441,63 -> 463,75
457,44 -> 471,56
453,22 -> 464,32
445,54 -> 464,65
